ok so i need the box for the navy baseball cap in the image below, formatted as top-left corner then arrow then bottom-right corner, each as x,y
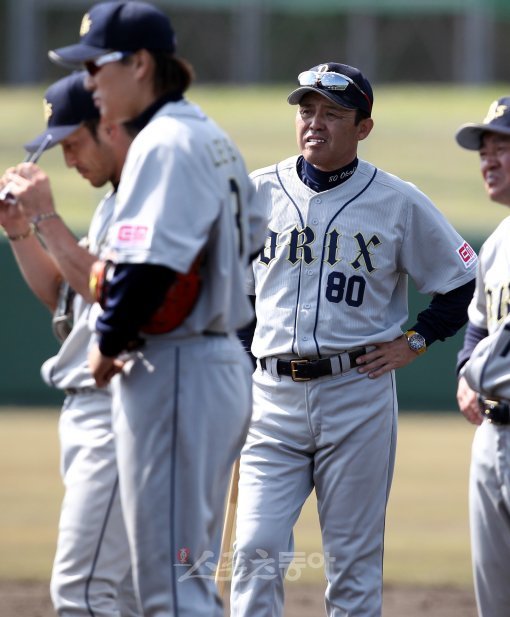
24,71 -> 99,153
287,62 -> 374,116
49,1 -> 176,67
455,97 -> 510,150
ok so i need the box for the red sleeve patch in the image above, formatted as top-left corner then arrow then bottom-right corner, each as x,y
457,241 -> 477,269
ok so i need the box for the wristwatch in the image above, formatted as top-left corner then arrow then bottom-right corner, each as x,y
404,330 -> 427,355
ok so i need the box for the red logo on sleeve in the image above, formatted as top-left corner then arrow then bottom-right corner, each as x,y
457,241 -> 477,269
117,225 -> 148,243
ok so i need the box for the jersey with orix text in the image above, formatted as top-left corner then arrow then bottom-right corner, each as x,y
249,156 -> 477,359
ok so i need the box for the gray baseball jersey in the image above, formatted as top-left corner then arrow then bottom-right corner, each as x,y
231,156 -> 477,617
42,191 -> 115,389
40,189 -> 138,616
248,156 -> 477,358
467,215 -> 510,334
100,99 -> 266,617
107,100 -> 266,335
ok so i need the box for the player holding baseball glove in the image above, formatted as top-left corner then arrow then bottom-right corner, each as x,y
48,2 -> 267,616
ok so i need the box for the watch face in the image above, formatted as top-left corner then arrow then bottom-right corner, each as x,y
408,333 -> 426,351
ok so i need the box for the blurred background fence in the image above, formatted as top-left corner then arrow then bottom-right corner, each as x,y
2,0 -> 510,86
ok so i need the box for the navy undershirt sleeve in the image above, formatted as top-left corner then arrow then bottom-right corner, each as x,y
455,322 -> 489,376
409,278 -> 476,346
96,263 -> 177,357
237,295 -> 257,368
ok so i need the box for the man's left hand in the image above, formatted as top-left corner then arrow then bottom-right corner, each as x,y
88,344 -> 125,387
355,335 -> 420,379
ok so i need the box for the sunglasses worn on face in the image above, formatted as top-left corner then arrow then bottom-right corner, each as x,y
298,70 -> 371,109
85,51 -> 132,76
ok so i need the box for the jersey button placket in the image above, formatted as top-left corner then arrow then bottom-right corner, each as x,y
295,204 -> 321,357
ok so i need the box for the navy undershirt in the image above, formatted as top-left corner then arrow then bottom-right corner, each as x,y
456,322 -> 488,375
297,155 -> 358,192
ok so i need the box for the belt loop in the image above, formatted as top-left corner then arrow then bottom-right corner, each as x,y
330,355 -> 341,376
268,357 -> 280,378
339,351 -> 351,374
261,357 -> 280,378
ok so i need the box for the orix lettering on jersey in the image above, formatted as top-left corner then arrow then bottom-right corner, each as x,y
485,281 -> 510,330
260,226 -> 381,273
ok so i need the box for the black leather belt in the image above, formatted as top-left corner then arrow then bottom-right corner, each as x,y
479,397 -> 510,425
260,348 -> 366,382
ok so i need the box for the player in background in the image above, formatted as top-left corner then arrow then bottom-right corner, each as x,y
230,62 -> 477,617
455,99 -> 510,617
48,2 -> 267,616
0,72 -> 139,617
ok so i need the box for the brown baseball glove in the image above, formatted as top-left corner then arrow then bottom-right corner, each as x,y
89,256 -> 202,334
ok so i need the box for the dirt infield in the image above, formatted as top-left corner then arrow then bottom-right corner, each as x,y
0,580 -> 477,616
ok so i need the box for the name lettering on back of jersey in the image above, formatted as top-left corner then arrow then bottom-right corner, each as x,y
206,138 -> 238,167
259,226 -> 381,274
111,222 -> 154,251
456,241 -> 477,269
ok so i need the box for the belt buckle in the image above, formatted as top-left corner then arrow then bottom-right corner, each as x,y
290,359 -> 311,382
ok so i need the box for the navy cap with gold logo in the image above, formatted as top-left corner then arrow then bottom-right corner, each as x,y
455,97 -> 510,150
24,71 -> 99,153
49,1 -> 176,68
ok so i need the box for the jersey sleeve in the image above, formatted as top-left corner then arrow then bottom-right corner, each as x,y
398,191 -> 477,295
109,121 -> 221,273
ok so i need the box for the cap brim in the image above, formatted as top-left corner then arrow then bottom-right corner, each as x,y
24,125 -> 81,153
287,86 -> 357,110
48,44 -> 108,69
455,122 -> 510,150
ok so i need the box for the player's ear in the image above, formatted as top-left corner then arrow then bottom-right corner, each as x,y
357,117 -> 374,142
132,49 -> 155,82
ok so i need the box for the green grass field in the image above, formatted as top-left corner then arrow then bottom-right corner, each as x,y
0,409 -> 475,588
0,83 -> 508,235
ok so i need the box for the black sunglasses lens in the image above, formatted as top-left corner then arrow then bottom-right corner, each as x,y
85,61 -> 99,76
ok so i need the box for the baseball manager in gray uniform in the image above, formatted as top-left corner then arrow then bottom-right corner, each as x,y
456,98 -> 510,617
231,62 -> 477,617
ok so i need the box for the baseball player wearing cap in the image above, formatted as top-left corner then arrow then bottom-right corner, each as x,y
49,3 -> 267,616
230,62 -> 478,617
0,73 -> 139,616
455,98 -> 510,617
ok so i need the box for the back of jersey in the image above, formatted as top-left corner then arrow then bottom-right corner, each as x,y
109,99 -> 266,335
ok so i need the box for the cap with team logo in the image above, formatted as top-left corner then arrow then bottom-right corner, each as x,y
455,97 -> 510,150
48,1 -> 176,68
287,62 -> 373,116
24,71 -> 99,153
